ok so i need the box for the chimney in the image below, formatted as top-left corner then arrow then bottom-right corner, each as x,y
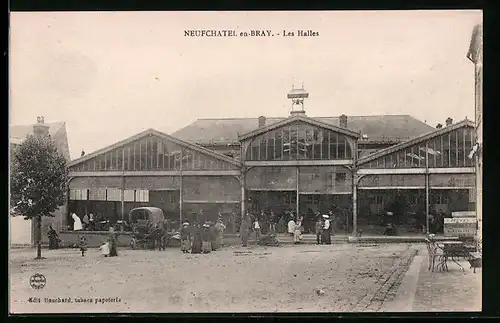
33,116 -> 50,137
339,114 -> 348,128
258,116 -> 266,128
445,117 -> 453,127
436,123 -> 443,129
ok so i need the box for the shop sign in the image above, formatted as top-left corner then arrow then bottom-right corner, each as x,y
444,217 -> 477,237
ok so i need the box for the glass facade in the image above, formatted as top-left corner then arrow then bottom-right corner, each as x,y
245,121 -> 353,161
69,135 -> 238,172
361,126 -> 475,168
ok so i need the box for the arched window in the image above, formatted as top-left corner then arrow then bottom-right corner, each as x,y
360,126 -> 475,169
245,122 -> 353,161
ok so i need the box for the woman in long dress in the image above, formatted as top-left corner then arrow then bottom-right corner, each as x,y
269,212 -> 277,234
106,227 -> 118,257
214,218 -> 226,247
201,223 -> 212,253
288,218 -> 296,237
322,215 -> 331,245
180,222 -> 191,253
277,214 -> 285,234
191,224 -> 202,254
210,222 -> 219,251
47,225 -> 60,250
240,215 -> 250,247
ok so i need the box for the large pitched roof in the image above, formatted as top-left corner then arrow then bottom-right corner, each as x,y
357,119 -> 475,166
170,114 -> 435,145
238,114 -> 360,141
10,122 -> 66,142
68,128 -> 241,168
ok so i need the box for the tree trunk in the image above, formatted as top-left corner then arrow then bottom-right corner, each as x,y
35,215 -> 42,259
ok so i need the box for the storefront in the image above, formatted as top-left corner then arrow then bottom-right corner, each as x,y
64,116 -> 476,237
239,115 -> 358,233
356,119 -> 476,235
67,129 -> 242,232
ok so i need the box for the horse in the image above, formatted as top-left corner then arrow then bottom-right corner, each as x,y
150,222 -> 167,251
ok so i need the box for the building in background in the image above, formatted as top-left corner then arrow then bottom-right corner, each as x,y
66,87 -> 476,236
467,23 -> 483,248
9,117 -> 71,245
10,117 -> 71,161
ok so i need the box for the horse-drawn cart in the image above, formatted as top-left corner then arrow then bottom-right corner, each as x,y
129,207 -> 166,250
129,207 -> 180,250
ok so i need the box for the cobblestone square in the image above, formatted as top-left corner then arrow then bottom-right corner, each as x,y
10,244 -> 417,313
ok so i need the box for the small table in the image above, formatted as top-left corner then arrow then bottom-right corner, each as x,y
437,241 -> 468,272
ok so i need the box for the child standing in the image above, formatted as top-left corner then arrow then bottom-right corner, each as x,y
253,217 -> 261,242
79,236 -> 87,257
201,223 -> 212,254
294,220 -> 303,244
180,222 -> 191,253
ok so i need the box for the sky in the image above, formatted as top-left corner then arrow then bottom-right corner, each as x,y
10,10 -> 482,160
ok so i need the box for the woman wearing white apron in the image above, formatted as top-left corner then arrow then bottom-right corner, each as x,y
72,213 -> 83,231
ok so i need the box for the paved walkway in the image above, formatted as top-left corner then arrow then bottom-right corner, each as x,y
382,246 -> 481,312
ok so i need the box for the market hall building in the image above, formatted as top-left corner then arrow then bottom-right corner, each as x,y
66,92 -> 476,236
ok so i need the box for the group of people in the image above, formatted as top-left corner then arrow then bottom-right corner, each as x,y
237,211 -> 278,247
70,212 -> 96,231
179,218 -> 226,254
49,208 -> 338,254
244,209 -> 343,235
314,212 -> 334,245
98,227 -> 119,257
286,211 -> 335,244
286,214 -> 304,244
70,212 -> 118,232
46,223 -> 118,257
78,227 -> 119,257
428,211 -> 446,234
237,210 -> 338,246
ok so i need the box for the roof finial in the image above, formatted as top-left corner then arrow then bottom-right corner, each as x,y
287,82 -> 309,117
